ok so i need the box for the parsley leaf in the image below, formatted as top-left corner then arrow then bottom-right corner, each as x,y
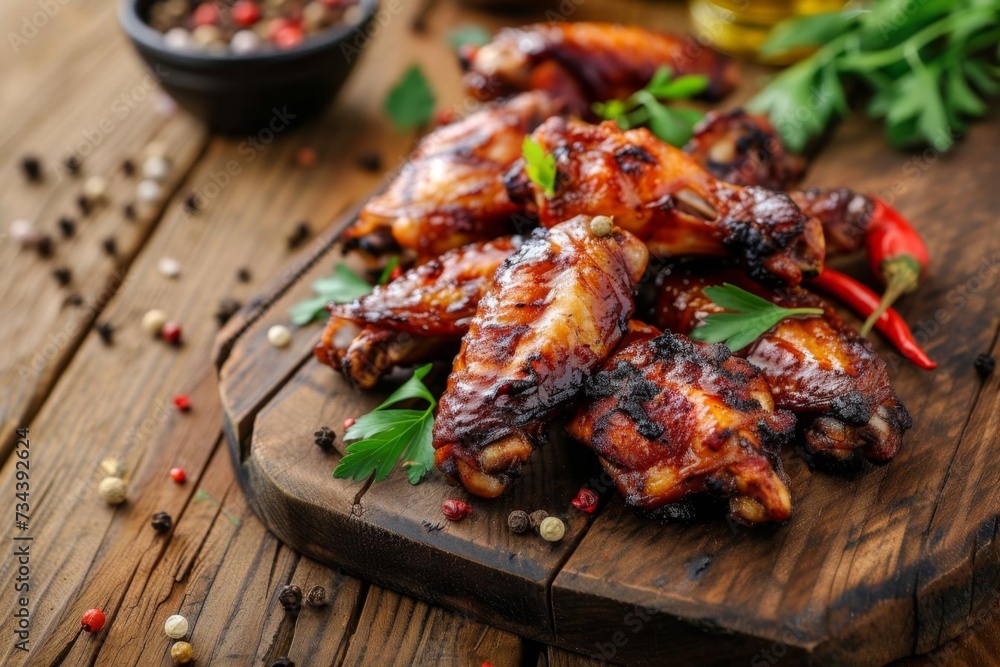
384,65 -> 436,130
289,264 -> 373,326
690,284 -> 824,352
333,364 -> 437,485
522,137 -> 557,198
377,256 -> 400,285
447,24 -> 491,49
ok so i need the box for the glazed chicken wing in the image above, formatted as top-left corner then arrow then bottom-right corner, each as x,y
566,323 -> 795,525
340,92 -> 564,263
462,22 -> 737,112
433,216 -> 649,498
788,188 -> 874,255
506,117 -> 825,285
315,237 -> 520,388
653,264 -> 912,463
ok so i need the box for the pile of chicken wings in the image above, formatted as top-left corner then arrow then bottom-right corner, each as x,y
317,22 -> 912,526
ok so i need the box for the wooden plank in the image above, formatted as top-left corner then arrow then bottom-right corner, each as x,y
341,585 -> 525,667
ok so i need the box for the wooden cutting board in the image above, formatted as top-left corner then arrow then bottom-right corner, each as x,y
214,109 -> 1000,667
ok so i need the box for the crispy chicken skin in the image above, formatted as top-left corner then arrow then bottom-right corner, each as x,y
566,323 -> 795,525
315,238 -> 520,388
462,22 -> 737,111
506,117 -> 825,285
340,92 -> 564,262
653,264 -> 912,463
433,216 -> 649,498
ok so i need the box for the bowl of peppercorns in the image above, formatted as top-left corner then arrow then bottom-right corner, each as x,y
119,0 -> 378,134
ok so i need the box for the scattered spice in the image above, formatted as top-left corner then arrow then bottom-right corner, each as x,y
272,659 -> 295,667
102,236 -> 118,257
96,322 -> 115,345
173,395 -> 191,411
507,510 -> 530,534
170,640 -> 194,664
81,608 -> 106,633
295,146 -> 318,168
158,257 -> 181,278
151,512 -> 173,533
571,488 -> 598,513
286,221 -> 312,250
183,192 -> 201,214
267,324 -> 292,348
974,353 -> 996,379
305,585 -> 327,608
236,267 -> 252,282
64,155 -> 81,176
539,516 -> 566,542
58,216 -> 76,238
10,219 -> 42,247
123,203 -> 138,221
137,179 -> 163,204
357,150 -> 383,172
21,156 -> 42,182
77,194 -> 92,216
529,510 -> 548,531
164,614 -> 189,639
169,467 -> 187,484
142,309 -> 168,334
83,176 -> 108,204
589,215 -> 613,238
278,584 -> 303,612
215,298 -> 242,327
64,293 -> 84,308
442,499 -> 472,521
342,417 -> 355,429
121,159 -> 136,176
52,267 -> 72,286
313,426 -> 336,452
161,321 -> 182,345
99,476 -> 128,505
143,155 -> 172,182
35,235 -> 54,259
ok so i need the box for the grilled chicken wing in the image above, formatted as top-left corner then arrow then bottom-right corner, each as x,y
434,216 -> 649,498
462,22 -> 737,111
566,323 -> 795,525
340,92 -> 563,263
506,117 -> 825,285
789,188 -> 874,255
315,238 -> 520,388
653,264 -> 912,463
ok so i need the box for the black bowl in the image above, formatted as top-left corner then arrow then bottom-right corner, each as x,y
119,0 -> 379,135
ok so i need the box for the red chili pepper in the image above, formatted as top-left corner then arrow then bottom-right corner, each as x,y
809,269 -> 936,370
862,198 -> 929,335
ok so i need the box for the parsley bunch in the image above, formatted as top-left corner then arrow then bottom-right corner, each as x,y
750,0 -> 1000,152
593,66 -> 708,147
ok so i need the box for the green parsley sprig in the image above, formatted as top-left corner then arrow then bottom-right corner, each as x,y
690,284 -> 824,352
289,264 -> 373,326
384,65 -> 436,130
333,364 -> 437,485
593,66 -> 708,147
522,137 -> 557,198
750,0 -> 1000,152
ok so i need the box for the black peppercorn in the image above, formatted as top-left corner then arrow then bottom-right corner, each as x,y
96,322 -> 114,345
508,510 -> 530,534
21,156 -> 42,182
305,585 -> 327,608
53,267 -> 72,286
77,195 -> 92,216
357,150 -> 383,173
215,298 -> 242,327
974,353 -> 996,379
236,267 -> 252,282
64,155 -> 81,176
102,237 -> 118,257
121,159 -> 136,176
123,203 -> 137,221
277,584 -> 302,612
151,512 -> 173,533
529,510 -> 548,531
63,293 -> 84,308
271,659 -> 295,667
286,222 -> 312,250
313,427 -> 336,451
35,235 -> 54,259
183,193 -> 201,214
58,216 -> 76,238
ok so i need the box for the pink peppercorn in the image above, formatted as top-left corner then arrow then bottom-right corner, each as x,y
173,395 -> 191,411
192,3 -> 219,27
571,488 -> 599,513
442,499 -> 472,521
169,467 -> 187,484
81,608 -> 106,633
161,321 -> 182,345
231,0 -> 261,27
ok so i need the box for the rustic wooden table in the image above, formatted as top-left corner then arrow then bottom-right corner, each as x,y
1,0 -> 997,665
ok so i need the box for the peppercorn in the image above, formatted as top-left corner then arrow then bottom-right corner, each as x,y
83,176 -> 108,204
215,298 -> 242,327
295,146 -> 318,168
137,179 -> 163,204
99,476 -> 128,505
286,221 -> 312,250
35,234 -> 54,258
170,640 -> 194,664
81,608 -> 106,633
161,322 -> 182,345
102,236 -> 118,257
442,499 -> 473,521
158,257 -> 181,278
183,192 -> 201,214
313,427 -> 336,452
272,659 -> 295,667
58,216 -> 76,238
142,309 -> 168,334
21,155 -> 42,182
122,159 -> 136,176
143,156 -> 172,182
357,150 -> 382,172
974,353 -> 995,379
529,510 -> 548,531
267,324 -> 292,348
278,584 -> 303,612
152,512 -> 173,533
343,417 -> 355,429
10,219 -> 42,247
571,488 -> 599,514
64,155 -> 81,176
64,293 -> 84,308
237,267 -> 252,282
169,467 -> 187,484
539,516 -> 566,542
53,267 -> 72,286
77,194 -> 92,216
123,203 -> 138,221
164,614 -> 189,639
589,215 -> 613,237
507,510 -> 530,534
96,322 -> 115,345
173,395 -> 191,411
305,585 -> 327,607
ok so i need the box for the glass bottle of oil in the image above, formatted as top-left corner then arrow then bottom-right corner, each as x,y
690,0 -> 847,62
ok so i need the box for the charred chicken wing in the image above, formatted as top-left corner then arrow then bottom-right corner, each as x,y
433,216 -> 649,498
566,323 -> 795,525
462,22 -> 737,111
506,117 -> 825,285
340,92 -> 564,263
315,238 -> 520,388
653,265 -> 912,463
